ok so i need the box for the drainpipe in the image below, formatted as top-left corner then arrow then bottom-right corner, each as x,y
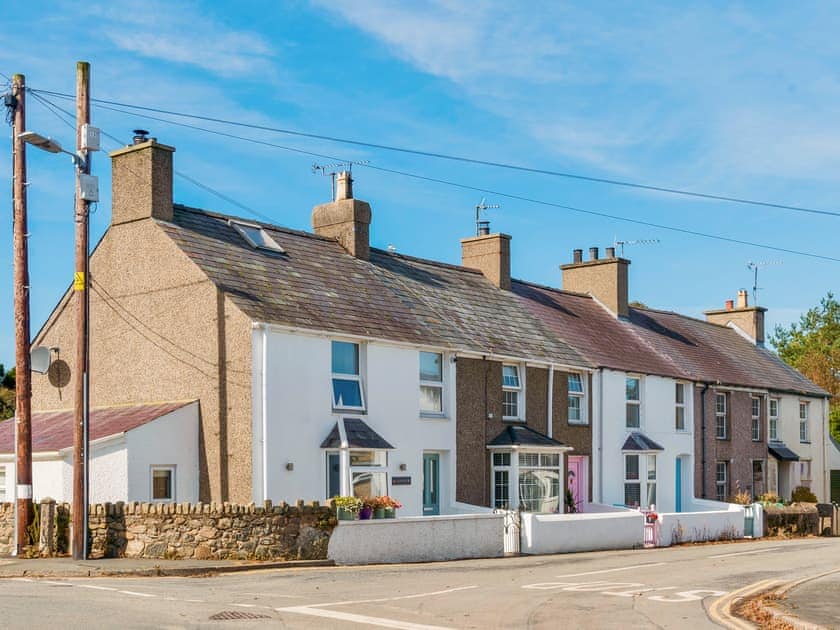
547,366 -> 554,439
700,383 -> 709,499
597,370 -> 604,503
261,325 -> 269,502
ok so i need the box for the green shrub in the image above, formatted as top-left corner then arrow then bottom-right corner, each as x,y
791,486 -> 817,503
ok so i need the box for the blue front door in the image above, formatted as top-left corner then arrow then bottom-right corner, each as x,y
423,453 -> 440,515
675,457 -> 682,512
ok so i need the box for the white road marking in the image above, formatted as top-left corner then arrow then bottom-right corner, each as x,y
522,579 -> 728,604
42,580 -> 72,587
709,547 -> 782,559
277,606 -> 452,629
307,585 -> 479,608
76,584 -> 117,591
554,562 -> 667,578
117,590 -> 156,598
231,603 -> 259,608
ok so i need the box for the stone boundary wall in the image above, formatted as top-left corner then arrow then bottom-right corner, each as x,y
1,500 -> 336,560
0,503 -> 13,555
763,503 -> 818,537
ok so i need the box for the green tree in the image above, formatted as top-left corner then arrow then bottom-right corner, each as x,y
770,293 -> 840,440
0,364 -> 14,420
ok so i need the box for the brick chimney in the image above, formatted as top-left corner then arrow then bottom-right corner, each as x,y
561,246 -> 630,318
461,231 -> 512,290
110,134 -> 175,226
704,289 -> 767,346
311,171 -> 372,260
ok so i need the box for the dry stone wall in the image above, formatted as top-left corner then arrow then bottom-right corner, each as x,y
0,503 -> 13,555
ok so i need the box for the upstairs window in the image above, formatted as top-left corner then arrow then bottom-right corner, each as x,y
332,341 -> 365,411
502,364 -> 524,420
568,373 -> 586,424
769,398 -> 779,441
626,377 -> 641,428
715,393 -> 728,440
675,383 -> 687,431
419,351 -> 444,415
229,220 -> 285,252
751,396 -> 761,441
800,402 -> 810,443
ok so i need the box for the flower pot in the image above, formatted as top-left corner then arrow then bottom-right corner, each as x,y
359,506 -> 373,520
373,507 -> 385,519
337,507 -> 355,521
384,507 -> 396,519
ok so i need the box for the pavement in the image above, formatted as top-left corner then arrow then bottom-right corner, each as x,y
0,555 -> 333,578
774,569 -> 840,629
2,537 -> 839,629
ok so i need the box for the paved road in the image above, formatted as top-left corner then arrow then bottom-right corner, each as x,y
1,538 -> 838,629
780,570 -> 840,628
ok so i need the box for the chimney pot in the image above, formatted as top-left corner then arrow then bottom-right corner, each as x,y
725,299 -> 734,311
737,289 -> 749,308
335,171 -> 353,201
606,246 -> 616,259
132,129 -> 150,145
589,247 -> 599,261
477,220 -> 490,236
573,249 -> 583,264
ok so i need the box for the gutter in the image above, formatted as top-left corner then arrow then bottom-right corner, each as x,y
700,383 -> 709,498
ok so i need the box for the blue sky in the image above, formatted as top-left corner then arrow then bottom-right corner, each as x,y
1,1 -> 838,368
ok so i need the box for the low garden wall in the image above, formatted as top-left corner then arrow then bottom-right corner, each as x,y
520,506 -> 644,554
328,513 -> 504,564
656,499 -> 744,546
1,500 -> 335,560
763,503 -> 818,537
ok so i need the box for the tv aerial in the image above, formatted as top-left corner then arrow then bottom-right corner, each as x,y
475,198 -> 500,236
747,260 -> 782,305
612,237 -> 660,257
311,159 -> 370,199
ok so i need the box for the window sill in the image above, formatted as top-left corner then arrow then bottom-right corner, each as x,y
502,417 -> 526,423
675,428 -> 690,434
568,420 -> 589,426
715,437 -> 730,441
800,441 -> 811,445
333,408 -> 367,415
420,413 -> 449,422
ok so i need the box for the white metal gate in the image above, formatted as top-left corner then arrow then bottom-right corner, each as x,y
496,509 -> 520,554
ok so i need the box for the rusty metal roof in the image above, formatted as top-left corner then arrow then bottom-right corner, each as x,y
160,205 -> 587,367
0,402 -> 193,453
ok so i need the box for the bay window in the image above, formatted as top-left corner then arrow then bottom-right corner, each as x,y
624,454 -> 657,508
491,450 -> 564,512
326,450 -> 388,499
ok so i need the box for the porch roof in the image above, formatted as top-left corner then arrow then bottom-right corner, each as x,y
486,425 -> 569,449
621,431 -> 665,452
320,418 -> 394,450
768,441 -> 800,461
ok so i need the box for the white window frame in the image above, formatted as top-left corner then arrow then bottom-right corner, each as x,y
799,459 -> 812,487
716,461 -> 729,502
568,372 -> 587,425
502,364 -> 525,421
150,465 -> 176,503
517,451 -> 562,513
492,452 -> 512,509
799,401 -> 810,443
769,398 -> 779,441
675,382 -> 687,432
715,392 -> 728,440
623,453 -> 656,509
0,465 -> 6,501
228,219 -> 285,252
419,351 -> 445,417
751,396 -> 761,442
331,340 -> 366,412
348,450 -> 388,498
626,376 -> 642,429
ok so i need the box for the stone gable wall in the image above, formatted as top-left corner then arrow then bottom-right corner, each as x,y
0,500 -> 336,560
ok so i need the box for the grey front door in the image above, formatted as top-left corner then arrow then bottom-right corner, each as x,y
423,453 -> 440,515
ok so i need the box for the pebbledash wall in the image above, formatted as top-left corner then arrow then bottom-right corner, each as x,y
0,500 -> 335,560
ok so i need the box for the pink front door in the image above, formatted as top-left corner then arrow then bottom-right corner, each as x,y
567,455 -> 588,511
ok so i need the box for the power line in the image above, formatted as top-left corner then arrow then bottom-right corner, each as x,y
29,87 -> 840,220
29,91 -> 840,263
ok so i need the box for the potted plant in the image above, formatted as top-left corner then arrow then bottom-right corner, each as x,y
359,497 -> 374,520
333,496 -> 362,521
383,496 -> 402,519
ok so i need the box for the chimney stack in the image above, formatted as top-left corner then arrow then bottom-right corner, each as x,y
110,134 -> 175,226
705,291 -> 767,346
561,247 -> 630,318
461,231 -> 512,290
311,171 -> 371,260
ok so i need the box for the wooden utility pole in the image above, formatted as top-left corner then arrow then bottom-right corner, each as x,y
11,74 -> 33,554
71,61 -> 91,560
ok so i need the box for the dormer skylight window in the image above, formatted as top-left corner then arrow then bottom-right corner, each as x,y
229,220 -> 285,252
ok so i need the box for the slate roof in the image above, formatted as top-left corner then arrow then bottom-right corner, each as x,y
320,418 -> 394,449
161,205 -> 586,367
513,280 -> 827,397
486,425 -> 568,448
768,442 -> 800,461
622,431 -> 665,452
0,402 -> 193,453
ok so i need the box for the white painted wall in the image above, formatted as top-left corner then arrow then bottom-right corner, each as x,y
253,327 -> 458,516
520,508 -> 645,554
656,498 -> 745,546
598,369 -> 695,513
126,402 -> 199,503
327,514 -> 504,564
775,394 -> 827,501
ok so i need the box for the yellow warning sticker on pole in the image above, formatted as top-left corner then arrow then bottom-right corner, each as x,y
74,272 -> 85,291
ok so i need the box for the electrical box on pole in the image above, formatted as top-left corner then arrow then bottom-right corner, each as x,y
79,174 -> 99,201
80,124 -> 100,152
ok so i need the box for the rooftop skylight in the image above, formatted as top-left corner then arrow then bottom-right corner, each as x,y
229,220 -> 285,253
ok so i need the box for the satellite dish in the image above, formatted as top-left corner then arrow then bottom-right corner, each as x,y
31,346 -> 52,374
